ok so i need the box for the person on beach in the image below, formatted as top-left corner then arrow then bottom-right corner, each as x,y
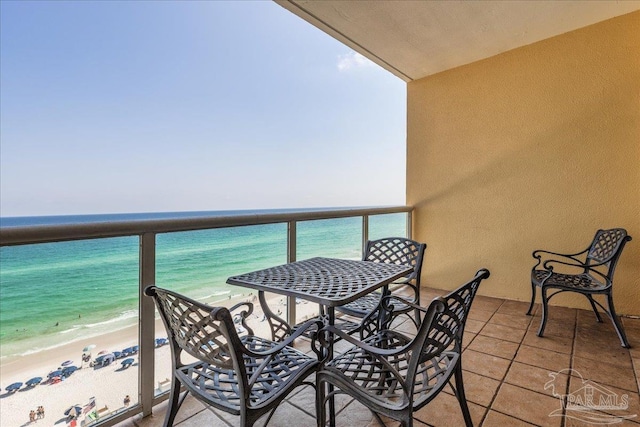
123,395 -> 131,407
29,410 -> 35,423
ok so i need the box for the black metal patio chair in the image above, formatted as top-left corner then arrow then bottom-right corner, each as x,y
145,286 -> 323,427
317,269 -> 490,427
336,237 -> 426,326
527,228 -> 632,348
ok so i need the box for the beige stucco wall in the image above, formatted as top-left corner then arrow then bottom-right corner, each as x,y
407,11 -> 640,314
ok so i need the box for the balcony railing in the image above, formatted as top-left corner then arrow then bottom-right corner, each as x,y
0,206 -> 412,426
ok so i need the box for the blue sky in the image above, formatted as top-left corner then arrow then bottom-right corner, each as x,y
0,1 -> 406,217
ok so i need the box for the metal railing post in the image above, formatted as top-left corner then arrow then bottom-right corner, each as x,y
407,211 -> 413,239
286,220 -> 297,324
362,215 -> 369,254
139,232 -> 156,417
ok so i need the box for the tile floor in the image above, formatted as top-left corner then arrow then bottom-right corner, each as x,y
119,289 -> 640,427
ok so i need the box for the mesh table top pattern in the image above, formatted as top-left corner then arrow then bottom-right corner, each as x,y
226,257 -> 413,307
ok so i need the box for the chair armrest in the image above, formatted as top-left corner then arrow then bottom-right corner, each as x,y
532,247 -> 588,270
319,325 -> 414,358
228,302 -> 255,336
241,317 -> 324,358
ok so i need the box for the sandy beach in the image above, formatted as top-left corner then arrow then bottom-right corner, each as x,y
0,294 -> 321,427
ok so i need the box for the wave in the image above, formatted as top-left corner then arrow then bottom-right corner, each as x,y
83,310 -> 138,328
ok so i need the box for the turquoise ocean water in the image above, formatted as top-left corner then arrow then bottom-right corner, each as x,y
0,210 -> 406,360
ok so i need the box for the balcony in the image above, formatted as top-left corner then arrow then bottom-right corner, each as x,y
1,206 -> 639,426
2,1 -> 639,426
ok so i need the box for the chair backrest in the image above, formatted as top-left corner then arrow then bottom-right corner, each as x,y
418,269 -> 490,360
586,229 -> 631,279
144,286 -> 249,392
363,237 -> 427,284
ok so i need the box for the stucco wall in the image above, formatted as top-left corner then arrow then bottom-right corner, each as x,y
407,11 -> 640,314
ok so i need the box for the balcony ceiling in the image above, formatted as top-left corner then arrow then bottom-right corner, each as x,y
275,0 -> 640,82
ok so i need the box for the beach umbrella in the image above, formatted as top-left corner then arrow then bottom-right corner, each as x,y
64,405 -> 82,417
25,377 -> 42,387
48,370 -> 63,378
61,360 -> 74,367
113,351 -> 122,359
5,382 -> 22,392
121,358 -> 135,368
155,338 -> 168,347
83,344 -> 96,352
121,347 -> 134,355
62,366 -> 78,377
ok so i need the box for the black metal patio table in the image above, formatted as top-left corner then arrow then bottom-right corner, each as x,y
226,256 -> 413,426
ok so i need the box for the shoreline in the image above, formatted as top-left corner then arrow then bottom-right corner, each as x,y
0,293 -> 320,427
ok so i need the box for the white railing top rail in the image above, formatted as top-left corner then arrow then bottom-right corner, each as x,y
0,206 -> 412,246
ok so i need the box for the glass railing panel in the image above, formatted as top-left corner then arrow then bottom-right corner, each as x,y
294,217 -> 362,324
368,212 -> 408,240
0,237 -> 139,426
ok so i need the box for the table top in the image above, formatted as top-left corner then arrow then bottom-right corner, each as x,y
226,257 -> 413,307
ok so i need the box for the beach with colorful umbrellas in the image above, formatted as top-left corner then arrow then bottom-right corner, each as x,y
0,324 -> 172,427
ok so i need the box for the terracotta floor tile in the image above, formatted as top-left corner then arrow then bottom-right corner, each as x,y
622,317 -> 640,336
522,330 -> 573,354
412,390 -> 486,427
328,398 -> 378,427
479,323 -> 527,344
564,417 -> 640,426
467,335 -> 519,360
542,305 -> 578,321
528,314 -> 575,339
465,318 -> 486,334
497,300 -> 536,317
572,356 -> 638,393
505,361 -> 569,396
514,345 -> 571,372
447,370 -> 501,407
488,312 -> 532,330
492,383 -> 563,427
482,410 -> 538,426
568,376 -> 640,423
472,295 -> 504,313
462,331 -> 477,349
576,308 -> 618,329
468,308 -> 495,322
573,333 -> 633,369
462,349 -> 511,381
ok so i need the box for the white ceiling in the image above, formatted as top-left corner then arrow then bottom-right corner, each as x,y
276,0 -> 640,82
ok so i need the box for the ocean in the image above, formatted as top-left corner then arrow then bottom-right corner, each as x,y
0,210 -> 407,360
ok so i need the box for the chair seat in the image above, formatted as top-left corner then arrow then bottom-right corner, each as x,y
324,330 -> 457,410
176,335 -> 318,414
532,270 -> 607,291
340,291 -> 413,316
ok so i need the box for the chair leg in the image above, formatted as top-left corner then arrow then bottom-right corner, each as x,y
453,363 -> 473,427
316,377 -> 326,427
586,295 -> 603,323
164,379 -> 182,427
607,293 -> 630,348
526,282 -> 536,315
413,307 -> 421,327
537,287 -> 549,337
